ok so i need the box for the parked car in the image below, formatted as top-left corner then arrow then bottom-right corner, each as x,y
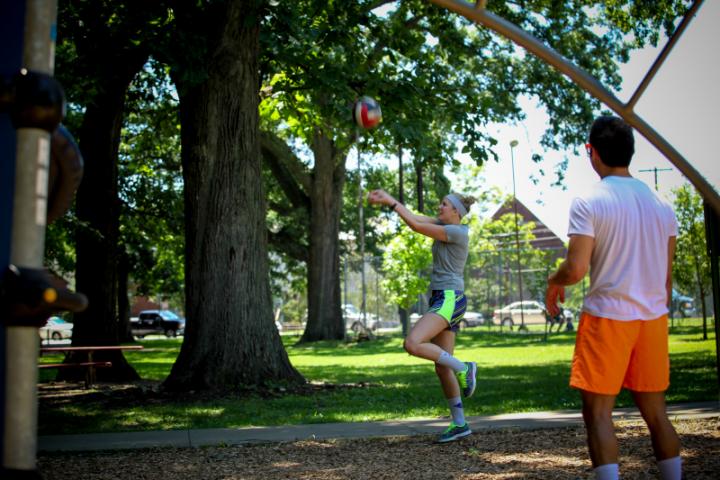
343,304 -> 392,331
671,289 -> 697,318
343,304 -> 368,332
131,310 -> 185,338
458,311 -> 485,329
492,300 -> 549,330
409,311 -> 483,329
38,317 -> 73,341
562,308 -> 575,322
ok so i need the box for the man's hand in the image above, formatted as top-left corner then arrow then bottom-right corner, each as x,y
544,234 -> 592,317
545,280 -> 565,318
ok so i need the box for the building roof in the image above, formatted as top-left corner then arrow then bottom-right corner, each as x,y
490,198 -> 566,256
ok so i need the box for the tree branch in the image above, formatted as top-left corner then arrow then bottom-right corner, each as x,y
268,227 -> 308,263
260,130 -> 312,209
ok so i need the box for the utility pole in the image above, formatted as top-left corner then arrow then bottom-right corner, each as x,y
509,139 -> 525,329
357,131 -> 367,328
639,167 -> 672,192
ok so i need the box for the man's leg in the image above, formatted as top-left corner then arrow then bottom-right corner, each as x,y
632,391 -> 681,479
580,390 -> 619,468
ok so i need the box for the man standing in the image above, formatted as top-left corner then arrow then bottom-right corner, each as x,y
546,115 -> 681,480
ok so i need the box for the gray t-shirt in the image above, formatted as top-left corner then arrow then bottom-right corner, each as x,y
430,224 -> 469,290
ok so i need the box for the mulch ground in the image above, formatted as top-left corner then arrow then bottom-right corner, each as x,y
38,417 -> 719,479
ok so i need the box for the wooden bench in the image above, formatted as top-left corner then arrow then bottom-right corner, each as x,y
39,345 -> 143,388
39,361 -> 113,388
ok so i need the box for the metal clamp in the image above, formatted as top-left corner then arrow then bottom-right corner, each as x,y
0,264 -> 88,327
0,69 -> 66,133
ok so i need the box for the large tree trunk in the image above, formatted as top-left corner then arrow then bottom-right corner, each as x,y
300,131 -> 346,342
117,248 -> 134,343
695,254 -> 708,340
397,145 -> 405,204
163,0 -> 303,391
68,53 -> 146,381
397,145 -> 409,336
414,161 -> 425,213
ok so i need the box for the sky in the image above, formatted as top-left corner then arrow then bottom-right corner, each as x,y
470,2 -> 719,241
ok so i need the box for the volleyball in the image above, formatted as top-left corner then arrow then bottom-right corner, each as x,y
353,96 -> 382,129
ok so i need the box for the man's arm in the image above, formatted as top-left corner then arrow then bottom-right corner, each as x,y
545,234 -> 594,316
666,236 -> 676,308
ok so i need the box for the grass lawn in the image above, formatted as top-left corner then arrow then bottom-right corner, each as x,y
38,318 -> 718,435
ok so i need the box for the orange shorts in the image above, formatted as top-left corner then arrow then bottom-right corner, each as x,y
570,313 -> 669,395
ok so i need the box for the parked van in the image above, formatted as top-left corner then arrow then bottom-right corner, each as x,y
671,289 -> 697,318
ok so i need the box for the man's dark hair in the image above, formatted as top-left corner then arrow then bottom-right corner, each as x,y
588,115 -> 634,167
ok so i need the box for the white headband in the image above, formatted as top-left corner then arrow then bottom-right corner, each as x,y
446,194 -> 467,218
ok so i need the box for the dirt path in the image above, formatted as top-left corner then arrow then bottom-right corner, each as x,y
39,417 -> 718,479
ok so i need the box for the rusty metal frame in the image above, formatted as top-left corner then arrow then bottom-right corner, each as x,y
429,0 -> 719,215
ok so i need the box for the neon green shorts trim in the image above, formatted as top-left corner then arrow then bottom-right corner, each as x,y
428,290 -> 467,332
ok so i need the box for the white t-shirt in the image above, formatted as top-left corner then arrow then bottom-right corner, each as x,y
568,176 -> 678,321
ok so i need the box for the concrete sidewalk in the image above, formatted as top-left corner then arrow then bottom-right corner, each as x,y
38,401 -> 719,452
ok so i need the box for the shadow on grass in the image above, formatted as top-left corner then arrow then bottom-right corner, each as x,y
36,325 -> 717,435
37,345 -> 718,436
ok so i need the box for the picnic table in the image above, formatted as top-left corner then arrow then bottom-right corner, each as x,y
39,345 -> 144,387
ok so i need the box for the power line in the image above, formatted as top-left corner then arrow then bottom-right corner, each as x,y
638,167 -> 673,191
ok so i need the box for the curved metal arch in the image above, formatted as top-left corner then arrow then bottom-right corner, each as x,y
428,0 -> 720,215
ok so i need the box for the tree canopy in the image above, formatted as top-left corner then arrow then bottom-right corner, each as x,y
257,0 -> 692,340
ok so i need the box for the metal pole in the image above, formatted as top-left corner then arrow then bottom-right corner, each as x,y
427,0 -> 720,217
375,267 -> 380,328
357,132 -> 367,328
626,0 -> 705,111
703,202 -> 720,389
510,140 -> 525,328
343,257 -> 347,325
4,0 -> 56,473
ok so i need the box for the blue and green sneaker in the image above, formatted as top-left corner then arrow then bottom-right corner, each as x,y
456,361 -> 477,398
438,422 -> 472,443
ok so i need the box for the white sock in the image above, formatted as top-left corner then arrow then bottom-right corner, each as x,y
657,456 -> 682,480
448,396 -> 465,426
436,350 -> 466,372
594,463 -> 619,480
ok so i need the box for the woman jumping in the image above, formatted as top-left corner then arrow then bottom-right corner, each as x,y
367,189 -> 477,443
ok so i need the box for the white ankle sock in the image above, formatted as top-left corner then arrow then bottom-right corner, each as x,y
436,350 -> 465,372
447,396 -> 465,426
657,456 -> 682,480
594,463 -> 619,480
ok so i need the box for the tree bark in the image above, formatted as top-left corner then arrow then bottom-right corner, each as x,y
65,50 -> 146,382
300,130 -> 346,342
694,253 -> 708,340
414,161 -> 425,213
397,145 -> 405,204
117,248 -> 134,343
397,145 -> 409,336
260,128 -> 346,342
163,0 -> 304,391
